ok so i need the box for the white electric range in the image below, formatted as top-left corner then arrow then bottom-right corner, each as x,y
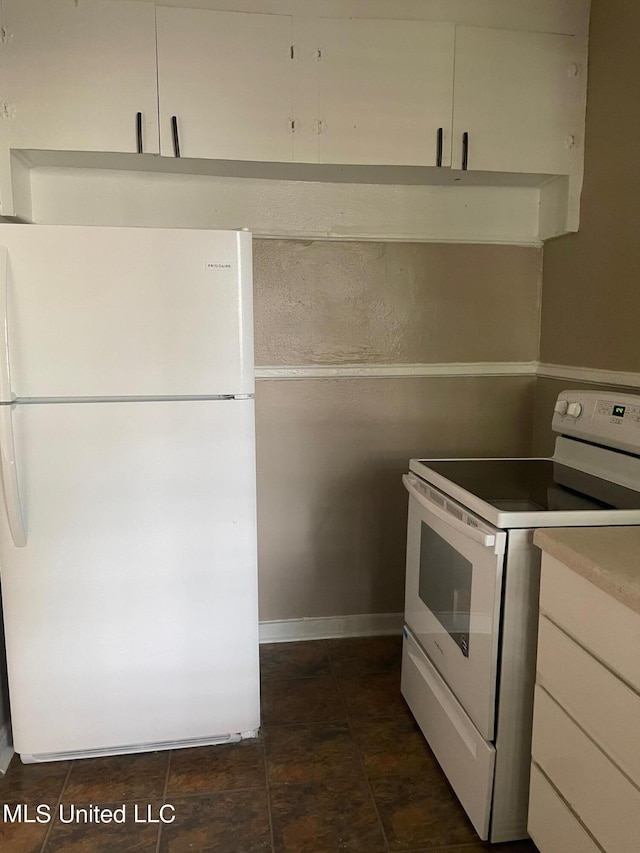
401,390 -> 640,843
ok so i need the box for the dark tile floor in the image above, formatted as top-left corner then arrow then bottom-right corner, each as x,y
0,636 -> 539,852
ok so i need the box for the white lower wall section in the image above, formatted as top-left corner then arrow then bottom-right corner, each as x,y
259,612 -> 403,643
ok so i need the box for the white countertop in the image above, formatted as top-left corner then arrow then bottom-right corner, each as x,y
534,527 -> 640,616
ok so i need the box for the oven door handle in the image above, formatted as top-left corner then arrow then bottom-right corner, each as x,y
403,474 -> 505,554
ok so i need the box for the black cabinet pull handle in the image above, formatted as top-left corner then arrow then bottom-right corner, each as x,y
462,132 -> 469,171
171,116 -> 181,158
436,127 -> 443,167
136,112 -> 143,154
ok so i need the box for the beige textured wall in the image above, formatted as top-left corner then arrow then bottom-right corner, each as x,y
257,376 -> 535,621
253,238 -> 541,621
540,0 -> 640,371
255,240 -> 541,365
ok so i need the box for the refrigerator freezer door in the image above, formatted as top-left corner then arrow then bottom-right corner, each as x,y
0,225 -> 253,400
0,398 -> 259,757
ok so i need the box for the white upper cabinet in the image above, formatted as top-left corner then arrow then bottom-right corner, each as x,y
1,0 -> 159,155
0,5 -> 587,178
0,3 -> 589,235
452,27 -> 585,175
314,19 -> 455,167
156,7 -> 294,162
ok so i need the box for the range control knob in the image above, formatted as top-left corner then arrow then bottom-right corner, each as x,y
567,402 -> 583,418
554,400 -> 569,416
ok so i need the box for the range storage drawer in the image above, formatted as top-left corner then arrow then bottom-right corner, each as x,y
531,685 -> 640,851
537,614 -> 640,786
401,630 -> 495,841
528,764 -> 600,853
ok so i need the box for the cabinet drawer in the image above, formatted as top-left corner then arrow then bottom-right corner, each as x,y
532,685 -> 640,851
528,763 -> 600,853
537,614 -> 640,787
539,554 -> 640,691
401,632 -> 495,841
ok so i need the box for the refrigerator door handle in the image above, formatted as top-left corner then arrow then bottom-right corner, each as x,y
0,404 -> 27,547
0,246 -> 14,404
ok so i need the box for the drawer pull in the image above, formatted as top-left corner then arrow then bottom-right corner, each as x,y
171,115 -> 181,158
136,111 -> 143,154
462,132 -> 469,171
436,127 -> 443,167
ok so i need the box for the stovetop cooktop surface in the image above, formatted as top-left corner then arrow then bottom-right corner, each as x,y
412,458 -> 640,519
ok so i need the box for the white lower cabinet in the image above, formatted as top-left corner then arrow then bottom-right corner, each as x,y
530,554 -> 640,853
528,764 -> 600,853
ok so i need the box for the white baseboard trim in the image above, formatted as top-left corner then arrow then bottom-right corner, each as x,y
259,612 -> 403,644
256,362 -> 538,380
0,724 -> 14,775
537,363 -> 640,389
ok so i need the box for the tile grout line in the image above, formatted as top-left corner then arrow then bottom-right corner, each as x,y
252,646 -> 276,851
39,761 -> 73,853
156,749 -> 173,853
404,844 -> 485,851
264,711 -> 400,727
261,673 -> 339,683
261,730 -> 277,853
261,715 -> 368,730
152,782 -> 272,799
324,639 -> 392,853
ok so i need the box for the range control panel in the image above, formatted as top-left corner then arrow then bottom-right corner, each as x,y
552,390 -> 640,454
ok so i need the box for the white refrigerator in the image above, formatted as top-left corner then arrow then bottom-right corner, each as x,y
0,224 -> 260,763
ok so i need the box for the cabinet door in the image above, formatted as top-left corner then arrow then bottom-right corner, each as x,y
316,19 -> 455,166
2,0 -> 158,155
157,7 -> 294,162
452,27 -> 584,174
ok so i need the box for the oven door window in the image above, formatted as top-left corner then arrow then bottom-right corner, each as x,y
419,522 -> 472,657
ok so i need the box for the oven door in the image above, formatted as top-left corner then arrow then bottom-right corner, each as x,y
403,473 -> 506,740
